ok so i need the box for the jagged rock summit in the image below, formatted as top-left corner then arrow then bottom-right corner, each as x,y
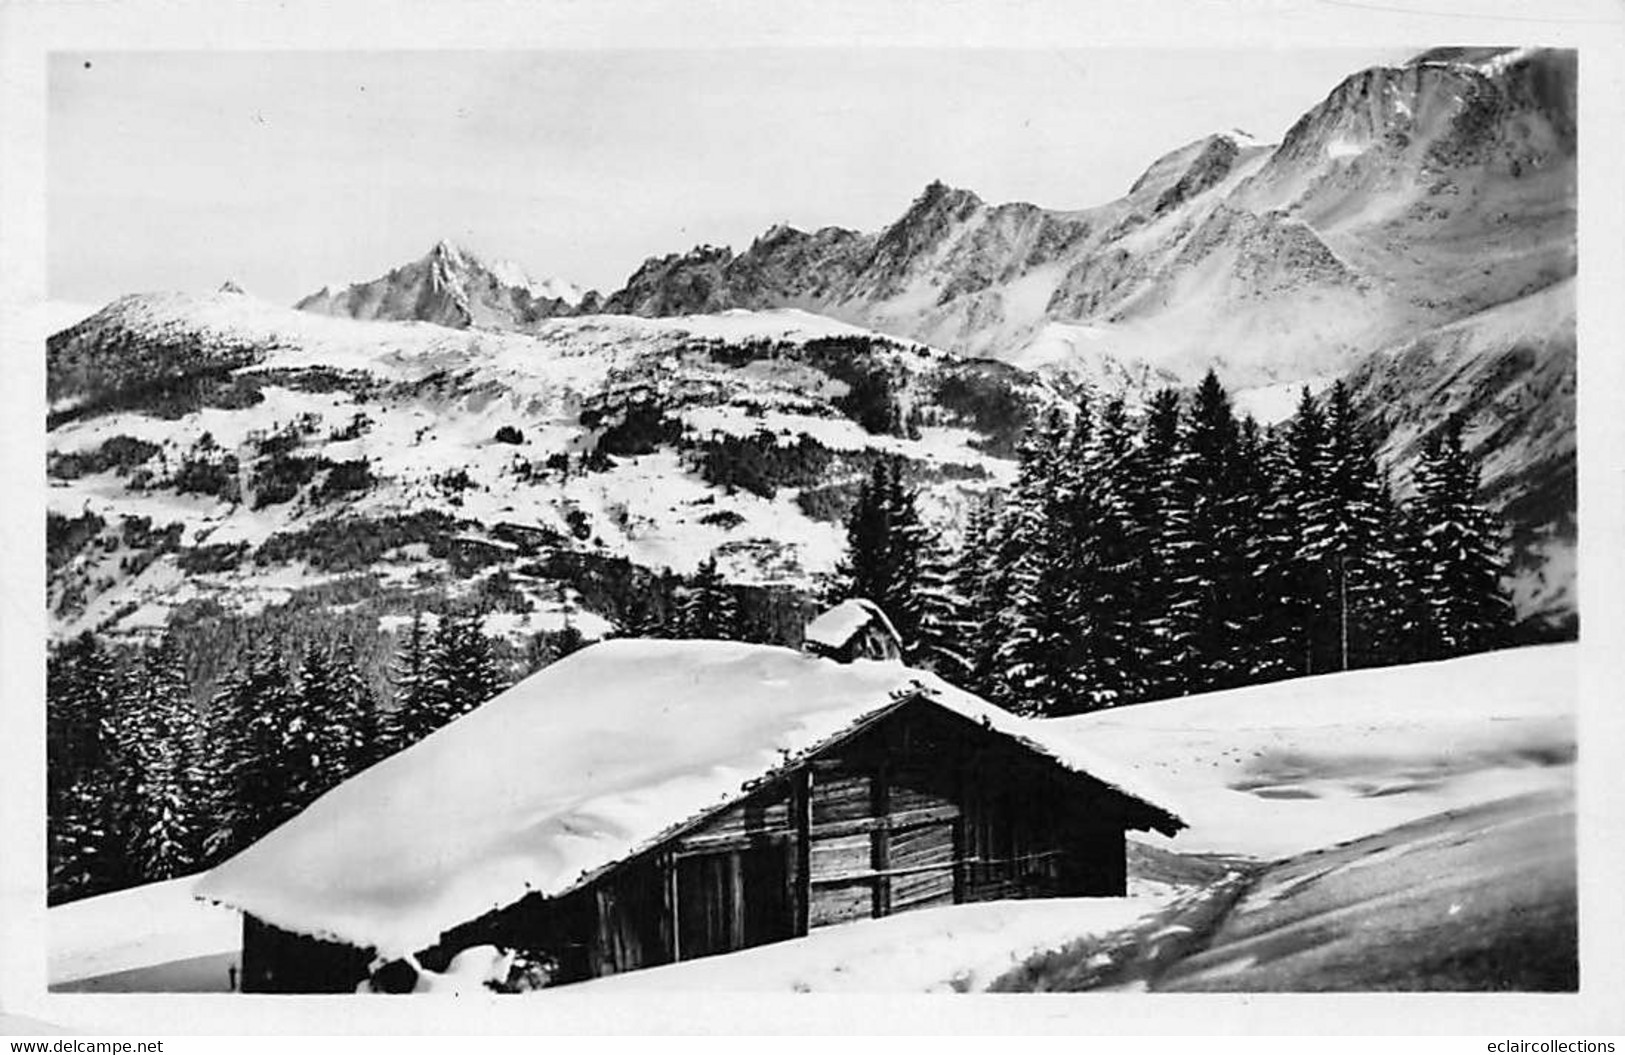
295,239 -> 594,330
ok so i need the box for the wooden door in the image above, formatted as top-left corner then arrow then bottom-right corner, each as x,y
675,843 -> 791,961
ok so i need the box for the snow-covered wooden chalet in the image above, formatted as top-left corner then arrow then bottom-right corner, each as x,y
195,631 -> 1184,993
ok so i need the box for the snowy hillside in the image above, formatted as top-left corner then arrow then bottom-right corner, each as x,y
46,290 -> 1047,645
1045,642 -> 1575,860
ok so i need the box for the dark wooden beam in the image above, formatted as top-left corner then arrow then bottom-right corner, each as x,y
872,760 -> 891,918
793,767 -> 812,937
809,804 -> 959,840
660,851 -> 679,964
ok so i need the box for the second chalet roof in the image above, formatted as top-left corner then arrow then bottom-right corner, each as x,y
194,638 -> 1184,958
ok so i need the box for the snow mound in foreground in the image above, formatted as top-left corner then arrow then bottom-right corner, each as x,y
49,874 -> 240,987
1043,643 -> 1576,859
573,895 -> 1170,994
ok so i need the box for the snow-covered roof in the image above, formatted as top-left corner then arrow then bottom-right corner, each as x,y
803,598 -> 900,652
194,638 -> 1183,958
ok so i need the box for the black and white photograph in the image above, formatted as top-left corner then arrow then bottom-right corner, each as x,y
3,0 -> 1623,1038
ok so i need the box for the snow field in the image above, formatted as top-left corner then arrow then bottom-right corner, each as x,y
1046,642 -> 1575,859
49,874 -> 240,987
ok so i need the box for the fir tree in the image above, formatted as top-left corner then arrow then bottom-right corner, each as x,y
619,584 -> 667,639
1131,388 -> 1187,699
1244,429 -> 1308,682
206,646 -> 303,860
1406,416 -> 1513,658
1078,395 -> 1151,707
47,634 -> 129,901
832,455 -> 931,658
682,555 -> 739,639
423,611 -> 505,725
945,491 -> 1006,698
116,638 -> 205,881
997,403 -> 1093,716
297,640 -> 376,785
388,610 -> 433,750
1157,371 -> 1250,695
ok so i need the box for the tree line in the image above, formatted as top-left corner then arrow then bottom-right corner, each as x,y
45,368 -> 1514,902
45,546 -> 813,905
45,611 -> 578,904
834,371 -> 1514,716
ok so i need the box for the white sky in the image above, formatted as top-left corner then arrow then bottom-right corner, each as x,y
49,47 -> 1410,306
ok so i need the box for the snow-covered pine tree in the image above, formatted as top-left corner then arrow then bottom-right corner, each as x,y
1243,427 -> 1307,682
682,555 -> 739,639
1131,388 -> 1187,700
976,408 -> 1066,709
297,640 -> 375,790
206,646 -> 303,860
1406,416 -> 1513,659
618,579 -> 668,639
47,633 -> 119,788
1080,395 -> 1152,707
46,633 -> 130,902
1226,413 -> 1275,679
117,638 -> 205,881
1159,371 -> 1251,695
424,610 -> 506,725
945,491 -> 1006,699
1280,387 -> 1332,674
997,403 -> 1096,716
388,610 -> 433,751
1302,382 -> 1400,672
910,528 -> 964,676
832,455 -> 929,657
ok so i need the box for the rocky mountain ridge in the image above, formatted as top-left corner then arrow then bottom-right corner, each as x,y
295,240 -> 597,331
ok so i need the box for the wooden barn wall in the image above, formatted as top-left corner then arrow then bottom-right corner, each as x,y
801,699 -> 1131,930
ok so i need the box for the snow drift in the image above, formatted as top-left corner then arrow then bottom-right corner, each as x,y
1042,642 -> 1575,859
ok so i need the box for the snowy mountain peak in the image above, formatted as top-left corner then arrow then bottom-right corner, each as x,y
218,280 -> 246,295
294,240 -> 593,329
908,180 -> 984,216
757,222 -> 804,246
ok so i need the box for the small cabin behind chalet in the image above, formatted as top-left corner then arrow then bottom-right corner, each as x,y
196,636 -> 1183,993
803,599 -> 902,663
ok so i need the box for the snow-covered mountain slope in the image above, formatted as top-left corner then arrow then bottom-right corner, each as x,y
584,47 -> 1576,625
596,49 -> 1571,395
294,240 -> 594,330
46,291 -> 1045,644
1044,642 -> 1574,860
1345,278 -> 1575,629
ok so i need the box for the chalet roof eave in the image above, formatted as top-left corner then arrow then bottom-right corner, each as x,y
903,689 -> 1188,836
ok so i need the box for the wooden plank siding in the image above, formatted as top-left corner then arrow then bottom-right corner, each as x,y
242,693 -> 1151,992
